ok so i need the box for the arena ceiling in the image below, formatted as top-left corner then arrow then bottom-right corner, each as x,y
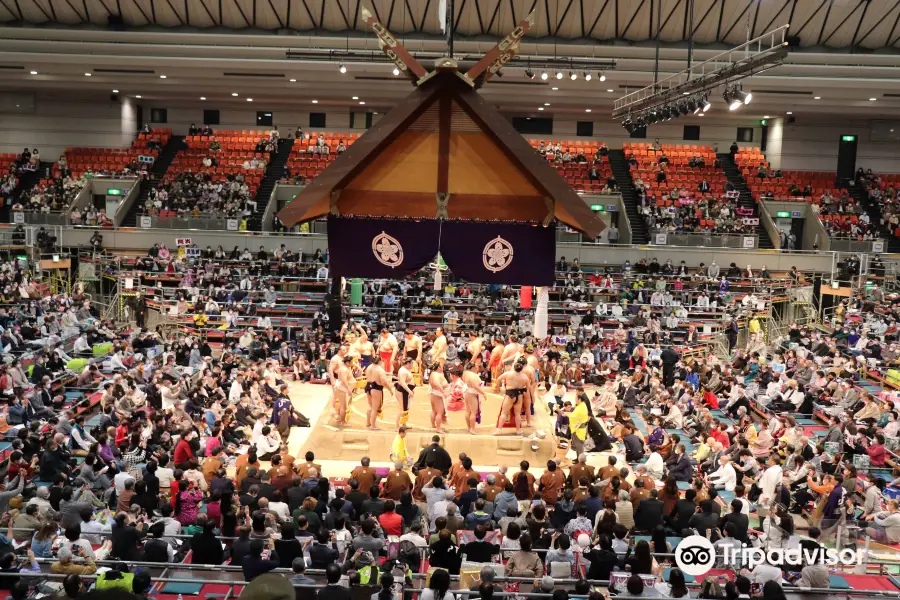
1,0 -> 899,50
2,0 -> 900,117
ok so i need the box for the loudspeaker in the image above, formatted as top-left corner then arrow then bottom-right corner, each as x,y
110,93 -> 119,102
786,35 -> 801,47
787,116 -> 795,124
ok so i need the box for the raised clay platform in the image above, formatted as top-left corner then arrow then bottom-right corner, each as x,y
296,383 -> 559,464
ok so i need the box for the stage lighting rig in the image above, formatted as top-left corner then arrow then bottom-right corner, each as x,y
614,25 -> 789,129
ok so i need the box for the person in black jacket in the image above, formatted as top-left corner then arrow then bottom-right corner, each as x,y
229,526 -> 252,566
666,490 -> 697,536
667,444 -> 694,482
110,513 -> 146,561
242,539 -> 280,581
718,499 -> 750,544
688,500 -> 720,542
273,522 -> 303,568
308,529 -> 339,569
189,519 -> 224,564
633,490 -> 665,533
584,534 -> 621,581
142,522 -> 173,563
413,435 -> 452,475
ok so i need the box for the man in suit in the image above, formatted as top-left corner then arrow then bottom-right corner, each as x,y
668,444 -> 694,482
666,489 -> 697,535
414,435 -> 452,474
241,539 -> 280,581
633,489 -> 665,533
689,500 -> 720,542
719,499 -> 750,544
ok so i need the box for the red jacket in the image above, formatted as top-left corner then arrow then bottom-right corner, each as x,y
867,443 -> 886,466
174,439 -> 195,466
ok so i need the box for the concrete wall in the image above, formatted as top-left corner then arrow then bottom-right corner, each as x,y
766,117 -> 784,170
54,227 -> 836,273
778,117 -> 900,174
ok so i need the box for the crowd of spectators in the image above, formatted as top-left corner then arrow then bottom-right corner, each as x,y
0,223 -> 892,600
143,171 -> 255,219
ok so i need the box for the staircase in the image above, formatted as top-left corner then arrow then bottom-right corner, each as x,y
607,149 -> 649,244
843,178 -> 900,252
717,153 -> 774,249
120,135 -> 183,227
248,138 -> 294,231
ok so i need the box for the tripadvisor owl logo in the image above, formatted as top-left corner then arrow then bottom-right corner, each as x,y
674,534 -> 862,577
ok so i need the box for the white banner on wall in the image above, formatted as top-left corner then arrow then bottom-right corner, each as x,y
139,216 -> 152,228
654,233 -> 668,245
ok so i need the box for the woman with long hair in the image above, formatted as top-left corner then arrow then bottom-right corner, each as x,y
31,522 -> 57,558
626,539 -> 659,576
373,572 -> 397,600
419,567 -> 451,600
659,476 -> 680,515
655,568 -> 690,598
513,472 -> 533,500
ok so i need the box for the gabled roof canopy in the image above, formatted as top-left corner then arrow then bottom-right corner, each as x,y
277,67 -> 604,239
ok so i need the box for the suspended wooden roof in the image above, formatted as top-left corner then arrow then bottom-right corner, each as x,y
277,11 -> 604,239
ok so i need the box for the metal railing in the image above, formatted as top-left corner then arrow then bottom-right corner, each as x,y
649,231 -> 757,248
829,237 -> 886,253
138,214 -> 239,230
9,212 -> 68,227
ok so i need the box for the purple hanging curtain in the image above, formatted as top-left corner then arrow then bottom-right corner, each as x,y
326,216 -> 441,278
439,221 -> 556,285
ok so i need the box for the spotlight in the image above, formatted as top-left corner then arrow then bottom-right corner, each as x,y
688,98 -> 699,114
339,63 -> 347,74
583,71 -> 592,81
598,72 -> 606,82
541,71 -> 549,80
555,71 -> 563,80
735,89 -> 752,105
569,71 -> 577,81
679,103 -> 690,116
723,88 -> 732,105
393,66 -> 400,76
525,68 -> 535,79
702,96 -> 712,112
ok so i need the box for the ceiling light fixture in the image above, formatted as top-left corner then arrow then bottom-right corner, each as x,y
352,96 -> 359,100
135,95 -> 142,98
232,93 -> 238,97
870,97 -> 877,101
763,115 -> 770,118
569,71 -> 577,81
814,96 -> 821,100
84,73 -> 91,76
393,66 -> 400,76
607,89 -> 614,93
583,71 -> 592,81
200,96 -> 206,100
30,71 -> 37,75
786,111 -> 792,114
540,71 -> 549,81
555,71 -> 564,80
525,68 -> 535,79
339,63 -> 347,74
247,98 -> 253,102
359,101 -> 365,105
112,89 -> 119,93
544,103 -> 550,106
289,78 -> 297,82
598,72 -> 606,82
160,75 -> 167,79
551,87 -> 559,91
538,107 -> 544,111
702,96 -> 711,112
585,109 -> 592,113
311,100 -> 318,104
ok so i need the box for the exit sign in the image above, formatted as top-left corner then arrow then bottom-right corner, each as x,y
106,188 -> 122,195
589,204 -> 606,212
776,211 -> 790,218
842,135 -> 857,142
760,119 -> 766,126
